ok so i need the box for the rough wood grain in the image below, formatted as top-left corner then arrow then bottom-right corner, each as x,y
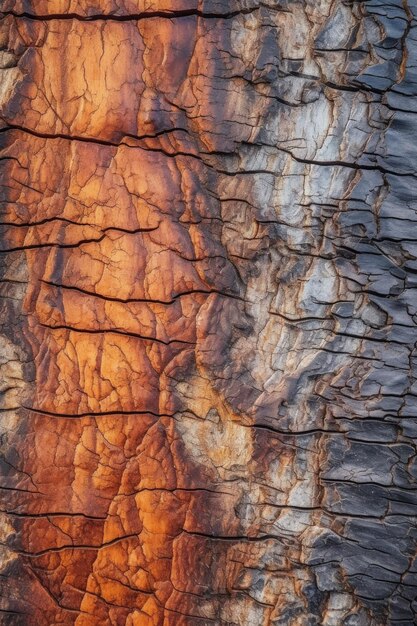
1,1 -> 417,625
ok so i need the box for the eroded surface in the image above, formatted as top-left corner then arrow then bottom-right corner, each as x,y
1,1 -> 417,625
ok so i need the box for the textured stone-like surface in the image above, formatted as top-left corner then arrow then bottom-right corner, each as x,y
1,1 -> 417,625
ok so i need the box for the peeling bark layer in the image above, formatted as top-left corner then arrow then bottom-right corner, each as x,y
1,1 -> 417,625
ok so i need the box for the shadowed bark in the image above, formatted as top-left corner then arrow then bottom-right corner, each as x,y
0,1 -> 417,625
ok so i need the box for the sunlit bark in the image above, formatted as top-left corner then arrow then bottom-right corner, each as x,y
1,1 -> 417,624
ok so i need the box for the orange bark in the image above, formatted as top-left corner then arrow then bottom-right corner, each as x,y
1,2 -> 417,625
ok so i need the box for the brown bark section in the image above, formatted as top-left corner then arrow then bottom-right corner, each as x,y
1,2 -> 417,625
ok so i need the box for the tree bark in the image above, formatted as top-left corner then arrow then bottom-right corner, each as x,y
0,1 -> 417,624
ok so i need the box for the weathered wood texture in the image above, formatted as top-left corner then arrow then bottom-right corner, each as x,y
0,1 -> 417,624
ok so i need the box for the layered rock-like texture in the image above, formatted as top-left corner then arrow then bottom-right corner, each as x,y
1,1 -> 417,624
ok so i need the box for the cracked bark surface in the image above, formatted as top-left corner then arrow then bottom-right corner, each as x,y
1,1 -> 417,624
